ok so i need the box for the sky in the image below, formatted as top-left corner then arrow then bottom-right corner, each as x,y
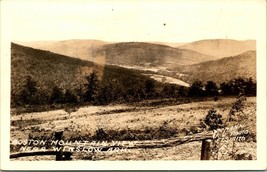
2,0 -> 266,43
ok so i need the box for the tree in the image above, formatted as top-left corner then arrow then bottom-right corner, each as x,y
161,84 -> 178,98
244,77 -> 256,96
50,86 -> 64,104
125,87 -> 137,102
145,79 -> 156,98
232,78 -> 246,95
32,88 -> 50,105
178,86 -> 188,97
205,81 -> 219,96
220,82 -> 232,95
220,77 -> 256,96
189,80 -> 204,97
19,76 -> 38,105
64,89 -> 78,104
85,71 -> 99,102
97,81 -> 117,104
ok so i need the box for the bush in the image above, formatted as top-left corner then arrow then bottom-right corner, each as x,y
226,94 -> 247,123
92,128 -> 109,141
202,108 -> 224,130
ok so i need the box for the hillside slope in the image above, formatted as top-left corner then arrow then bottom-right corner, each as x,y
179,39 -> 256,58
150,41 -> 185,47
91,42 -> 215,67
11,43 -> 168,106
19,40 -> 216,67
17,39 -> 107,61
173,51 -> 256,84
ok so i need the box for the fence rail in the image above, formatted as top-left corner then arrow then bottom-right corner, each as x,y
64,131 -> 214,149
10,130 -> 215,160
10,150 -> 72,160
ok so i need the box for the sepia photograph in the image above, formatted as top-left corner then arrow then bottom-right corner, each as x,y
1,0 -> 266,170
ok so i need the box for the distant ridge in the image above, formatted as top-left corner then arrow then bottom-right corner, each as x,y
150,41 -> 185,47
16,39 -> 256,85
16,39 -> 107,60
174,50 -> 256,84
17,39 -> 216,66
91,41 -> 215,66
179,39 -> 256,58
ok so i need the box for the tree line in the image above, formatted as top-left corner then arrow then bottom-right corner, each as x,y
187,77 -> 256,97
12,73 -> 256,107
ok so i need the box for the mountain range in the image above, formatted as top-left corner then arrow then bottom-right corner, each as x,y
11,43 -> 164,104
179,39 -> 256,58
15,39 -> 256,86
172,50 -> 256,84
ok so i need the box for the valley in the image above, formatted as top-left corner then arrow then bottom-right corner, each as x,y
10,38 -> 257,161
16,39 -> 256,86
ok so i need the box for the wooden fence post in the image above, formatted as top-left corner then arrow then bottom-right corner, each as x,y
64,152 -> 72,160
201,139 -> 212,160
55,131 -> 63,161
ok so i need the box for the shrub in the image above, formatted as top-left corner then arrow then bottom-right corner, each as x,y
226,94 -> 246,123
92,128 -> 109,141
202,108 -> 224,130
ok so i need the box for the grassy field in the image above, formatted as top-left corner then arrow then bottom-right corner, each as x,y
10,97 -> 256,160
